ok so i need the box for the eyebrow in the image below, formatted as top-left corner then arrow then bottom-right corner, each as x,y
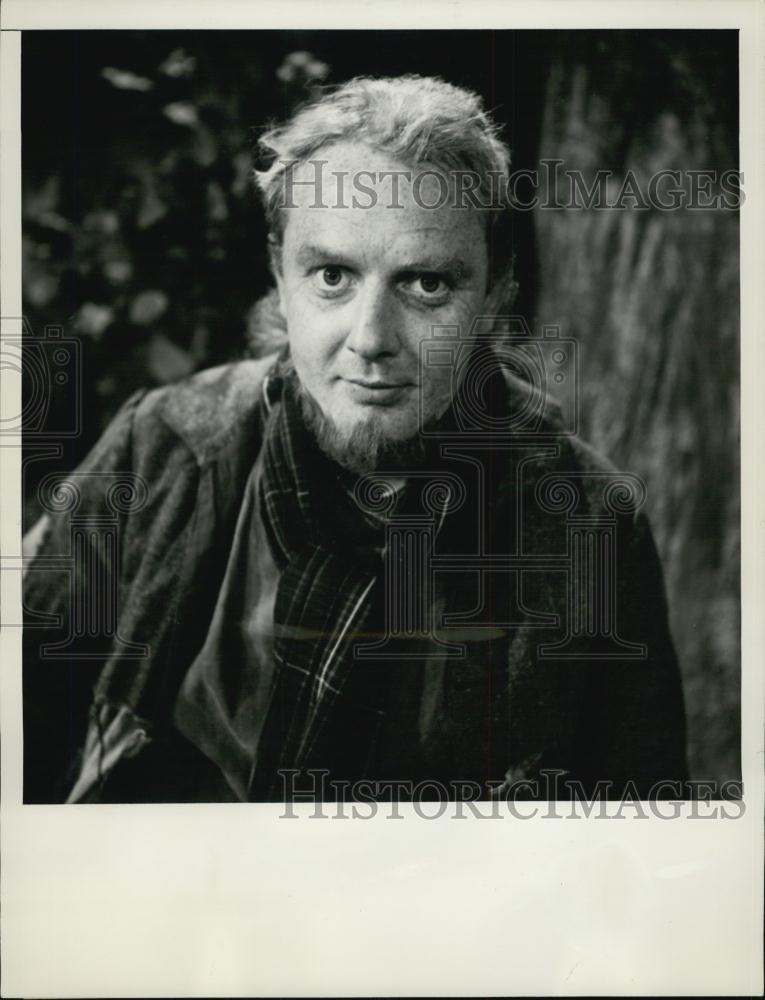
294,244 -> 358,269
294,244 -> 473,278
399,258 -> 472,278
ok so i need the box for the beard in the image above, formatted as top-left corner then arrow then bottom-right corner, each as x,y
288,371 -> 431,475
297,381 -> 429,475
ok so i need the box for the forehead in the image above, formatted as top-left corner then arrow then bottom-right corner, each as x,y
280,140 -> 487,265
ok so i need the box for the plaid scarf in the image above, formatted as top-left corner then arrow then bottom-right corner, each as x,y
248,374 -> 393,798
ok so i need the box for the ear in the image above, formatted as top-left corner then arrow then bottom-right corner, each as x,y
274,269 -> 286,319
483,267 -> 518,321
267,235 -> 286,318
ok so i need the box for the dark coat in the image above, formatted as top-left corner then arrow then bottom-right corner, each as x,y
23,356 -> 689,802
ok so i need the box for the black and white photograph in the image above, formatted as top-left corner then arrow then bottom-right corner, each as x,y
19,27 -> 741,805
1,2 -> 762,997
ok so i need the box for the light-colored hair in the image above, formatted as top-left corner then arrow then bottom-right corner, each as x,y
248,74 -> 518,355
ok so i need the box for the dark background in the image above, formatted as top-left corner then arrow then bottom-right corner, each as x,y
21,29 -> 740,785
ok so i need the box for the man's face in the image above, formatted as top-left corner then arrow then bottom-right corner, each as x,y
275,141 -> 490,472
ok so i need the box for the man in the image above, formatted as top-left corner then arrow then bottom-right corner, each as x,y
23,75 -> 688,803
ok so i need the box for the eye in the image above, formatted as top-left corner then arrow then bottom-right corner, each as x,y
312,265 -> 353,297
402,272 -> 452,304
418,273 -> 445,295
321,266 -> 344,287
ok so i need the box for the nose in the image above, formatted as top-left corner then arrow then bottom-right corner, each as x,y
344,281 -> 400,361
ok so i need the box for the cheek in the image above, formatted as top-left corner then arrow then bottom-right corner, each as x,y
285,289 -> 337,363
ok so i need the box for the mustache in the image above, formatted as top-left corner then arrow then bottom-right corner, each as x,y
274,348 -> 417,388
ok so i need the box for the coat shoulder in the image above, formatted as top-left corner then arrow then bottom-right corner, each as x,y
499,368 -> 642,516
133,355 -> 279,465
500,367 -> 566,433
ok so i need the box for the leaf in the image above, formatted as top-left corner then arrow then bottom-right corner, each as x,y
101,67 -> 154,92
130,290 -> 169,325
146,334 -> 194,383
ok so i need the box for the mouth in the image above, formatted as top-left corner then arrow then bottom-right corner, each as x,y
342,377 -> 414,405
348,378 -> 409,389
